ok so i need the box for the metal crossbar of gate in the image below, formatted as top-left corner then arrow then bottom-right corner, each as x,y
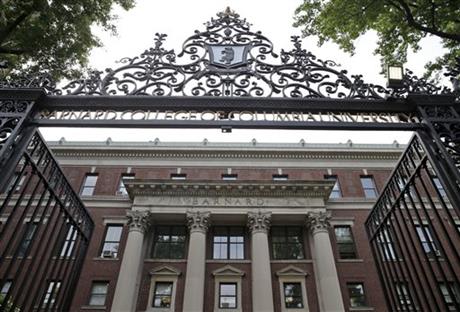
0,7 -> 459,311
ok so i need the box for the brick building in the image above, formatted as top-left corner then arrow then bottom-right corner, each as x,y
41,138 -> 409,312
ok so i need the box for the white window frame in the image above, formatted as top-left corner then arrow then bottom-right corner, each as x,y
213,265 -> 244,312
276,265 -> 309,312
147,265 -> 181,312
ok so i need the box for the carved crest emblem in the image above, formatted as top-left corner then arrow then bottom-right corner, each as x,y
207,44 -> 250,69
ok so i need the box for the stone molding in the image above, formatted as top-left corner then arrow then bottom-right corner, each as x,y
149,265 -> 181,276
186,211 -> 211,233
305,211 -> 331,234
125,180 -> 334,199
126,210 -> 150,233
276,265 -> 308,277
212,265 -> 245,277
247,211 -> 272,233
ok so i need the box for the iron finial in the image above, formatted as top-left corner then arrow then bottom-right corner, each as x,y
218,7 -> 239,19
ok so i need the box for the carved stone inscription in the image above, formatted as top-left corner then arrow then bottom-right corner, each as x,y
146,196 -> 315,207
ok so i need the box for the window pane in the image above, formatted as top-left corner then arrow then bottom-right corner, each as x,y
155,283 -> 173,295
89,282 -> 108,306
220,284 -> 236,296
220,297 -> 236,308
271,227 -> 304,259
152,226 -> 186,259
1,281 -> 12,295
106,226 -> 123,241
153,282 -> 173,308
230,243 -> 244,259
347,283 -> 366,307
284,283 -> 303,308
219,283 -> 237,308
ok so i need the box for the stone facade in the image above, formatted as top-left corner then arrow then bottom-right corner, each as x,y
49,140 -> 404,312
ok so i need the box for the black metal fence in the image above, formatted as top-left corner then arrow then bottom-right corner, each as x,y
366,133 -> 460,311
0,131 -> 93,311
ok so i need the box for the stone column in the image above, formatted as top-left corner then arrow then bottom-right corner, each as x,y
247,211 -> 274,312
182,211 -> 210,312
306,211 -> 345,312
112,211 -> 150,312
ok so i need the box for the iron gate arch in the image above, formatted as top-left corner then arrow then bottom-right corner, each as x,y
0,7 -> 459,311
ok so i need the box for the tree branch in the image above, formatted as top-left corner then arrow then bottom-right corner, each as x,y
0,4 -> 36,44
0,47 -> 28,55
391,0 -> 460,42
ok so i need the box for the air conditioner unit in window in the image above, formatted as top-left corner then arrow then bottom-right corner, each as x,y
102,250 -> 115,258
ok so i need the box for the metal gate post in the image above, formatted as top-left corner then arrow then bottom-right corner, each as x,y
0,89 -> 44,192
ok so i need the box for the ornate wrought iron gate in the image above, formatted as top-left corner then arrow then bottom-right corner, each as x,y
0,8 -> 459,311
0,128 -> 93,311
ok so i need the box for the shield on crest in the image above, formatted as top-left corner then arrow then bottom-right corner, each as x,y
207,44 -> 250,69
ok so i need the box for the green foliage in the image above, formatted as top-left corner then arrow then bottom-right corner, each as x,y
0,0 -> 135,79
294,0 -> 460,79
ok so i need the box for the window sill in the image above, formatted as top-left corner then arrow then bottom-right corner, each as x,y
350,307 -> 374,311
81,305 -> 106,310
93,257 -> 119,261
206,259 -> 251,263
145,259 -> 187,263
337,259 -> 364,263
270,259 -> 313,263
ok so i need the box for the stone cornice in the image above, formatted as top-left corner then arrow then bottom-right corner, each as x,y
50,149 -> 401,162
125,179 -> 334,199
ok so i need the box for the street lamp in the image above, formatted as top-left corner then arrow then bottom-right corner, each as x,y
387,65 -> 404,89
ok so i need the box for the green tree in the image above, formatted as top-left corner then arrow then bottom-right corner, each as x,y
294,0 -> 460,79
0,0 -> 135,79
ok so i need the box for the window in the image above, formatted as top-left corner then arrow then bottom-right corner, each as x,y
378,228 -> 397,260
0,280 -> 12,296
80,174 -> 98,196
334,226 -> 357,259
273,174 -> 288,181
117,174 -> 134,195
415,225 -> 440,257
152,282 -> 173,308
42,281 -> 61,307
89,282 -> 108,306
18,222 -> 38,257
213,227 -> 244,259
347,282 -> 367,307
395,282 -> 412,308
219,283 -> 237,309
152,226 -> 186,259
100,225 -> 123,258
439,282 -> 460,311
59,224 -> 77,257
433,177 -> 447,197
360,175 -> 378,198
7,172 -> 26,193
283,283 -> 303,308
170,173 -> 186,180
271,226 -> 304,260
325,175 -> 342,198
222,174 -> 238,181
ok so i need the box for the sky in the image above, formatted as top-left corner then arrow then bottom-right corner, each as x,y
40,0 -> 447,144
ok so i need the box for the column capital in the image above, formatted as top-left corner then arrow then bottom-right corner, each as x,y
186,211 -> 211,233
247,211 -> 272,234
127,210 -> 150,233
305,211 -> 331,234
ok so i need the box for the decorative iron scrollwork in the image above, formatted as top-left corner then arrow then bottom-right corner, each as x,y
0,8 -> 455,99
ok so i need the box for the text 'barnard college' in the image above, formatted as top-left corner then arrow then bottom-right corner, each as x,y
40,110 -> 420,123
